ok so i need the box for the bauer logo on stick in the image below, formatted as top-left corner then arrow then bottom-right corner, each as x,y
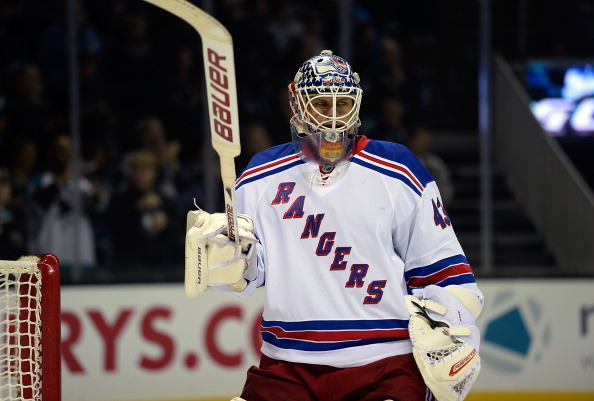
207,48 -> 234,143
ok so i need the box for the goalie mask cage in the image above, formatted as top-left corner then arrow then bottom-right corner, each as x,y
0,254 -> 61,401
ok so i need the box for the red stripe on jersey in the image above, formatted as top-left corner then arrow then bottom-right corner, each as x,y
358,151 -> 424,192
407,263 -> 473,288
262,326 -> 409,342
236,154 -> 301,184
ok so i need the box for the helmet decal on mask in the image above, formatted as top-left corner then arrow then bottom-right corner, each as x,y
288,50 -> 363,169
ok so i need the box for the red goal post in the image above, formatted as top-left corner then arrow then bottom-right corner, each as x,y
0,254 -> 61,401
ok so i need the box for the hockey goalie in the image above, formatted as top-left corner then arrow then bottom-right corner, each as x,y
183,49 -> 484,401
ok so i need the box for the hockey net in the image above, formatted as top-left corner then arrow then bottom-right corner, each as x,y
0,254 -> 61,401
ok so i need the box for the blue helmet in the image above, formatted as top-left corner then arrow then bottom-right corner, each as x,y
288,50 -> 363,169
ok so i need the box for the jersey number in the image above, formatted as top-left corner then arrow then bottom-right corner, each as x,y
432,198 -> 451,229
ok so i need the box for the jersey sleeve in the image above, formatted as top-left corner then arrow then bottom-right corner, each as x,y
387,148 -> 480,299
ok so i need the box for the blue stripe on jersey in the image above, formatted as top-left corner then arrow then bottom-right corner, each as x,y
351,157 -> 424,196
405,254 -> 470,280
359,140 -> 434,186
236,143 -> 303,189
352,140 -> 433,196
261,333 -> 405,352
404,254 -> 476,293
236,158 -> 303,189
244,142 -> 296,171
261,318 -> 410,352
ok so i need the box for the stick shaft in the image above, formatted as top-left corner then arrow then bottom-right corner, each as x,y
142,0 -> 241,239
144,0 -> 246,292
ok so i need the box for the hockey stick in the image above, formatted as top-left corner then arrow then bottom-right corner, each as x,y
143,0 -> 247,293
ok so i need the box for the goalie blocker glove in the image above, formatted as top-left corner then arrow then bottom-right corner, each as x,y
185,208 -> 258,297
405,285 -> 483,401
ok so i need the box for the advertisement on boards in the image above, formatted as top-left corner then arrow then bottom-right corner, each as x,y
475,279 -> 594,392
60,280 -> 594,400
61,285 -> 263,400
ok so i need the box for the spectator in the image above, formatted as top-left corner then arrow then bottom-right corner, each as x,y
263,85 -> 295,145
236,122 -> 274,173
106,149 -> 181,280
156,45 -> 203,165
371,36 -> 430,124
406,125 -> 455,205
27,135 -> 98,277
80,121 -> 118,271
121,116 -> 181,201
106,11 -> 160,130
4,63 -> 57,165
368,96 -> 409,144
5,138 -> 38,212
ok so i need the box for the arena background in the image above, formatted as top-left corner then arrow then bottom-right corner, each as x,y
1,0 -> 594,399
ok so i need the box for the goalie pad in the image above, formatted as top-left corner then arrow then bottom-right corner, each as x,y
405,285 -> 483,401
185,208 -> 257,297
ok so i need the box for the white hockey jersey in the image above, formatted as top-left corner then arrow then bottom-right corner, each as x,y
234,136 -> 481,368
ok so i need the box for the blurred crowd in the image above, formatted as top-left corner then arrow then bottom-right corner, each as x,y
0,0 -> 446,283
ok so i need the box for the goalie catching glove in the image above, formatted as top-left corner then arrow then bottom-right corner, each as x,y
405,285 -> 483,401
185,208 -> 257,297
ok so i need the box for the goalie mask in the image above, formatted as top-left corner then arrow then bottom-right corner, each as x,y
288,50 -> 363,170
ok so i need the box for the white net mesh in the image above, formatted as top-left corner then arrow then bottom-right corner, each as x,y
423,343 -> 461,364
0,258 -> 42,401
